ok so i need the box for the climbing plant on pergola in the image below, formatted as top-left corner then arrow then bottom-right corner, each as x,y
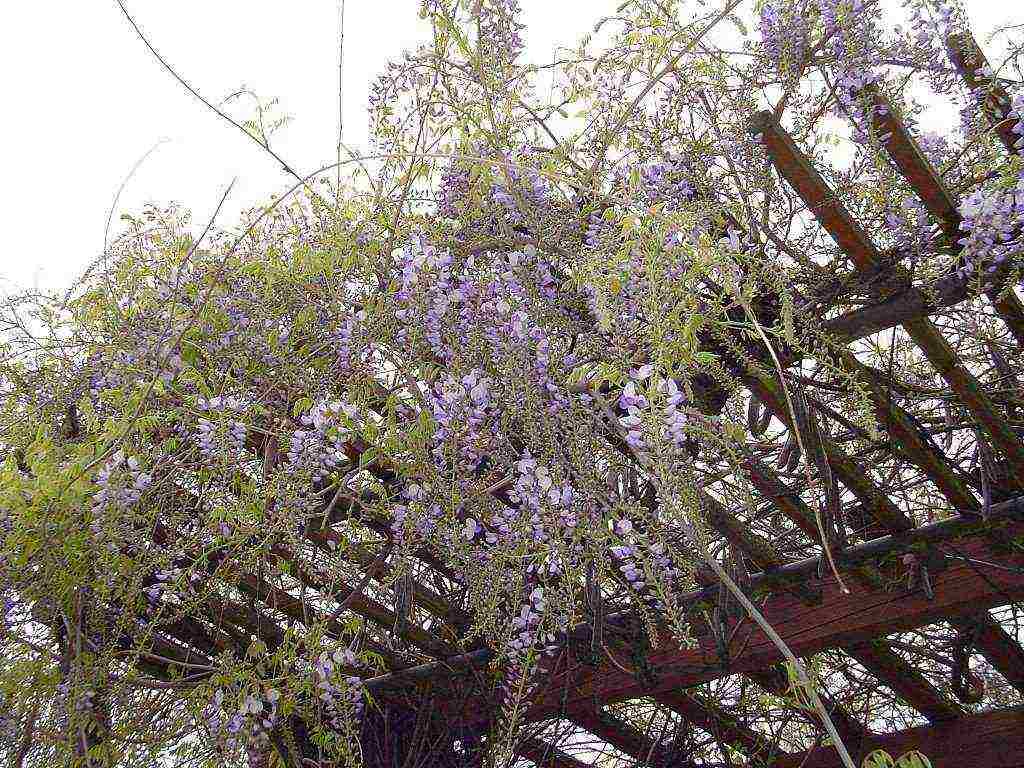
2,1 -> 1024,767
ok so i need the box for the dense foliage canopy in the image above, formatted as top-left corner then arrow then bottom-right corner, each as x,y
2,1 -> 1023,766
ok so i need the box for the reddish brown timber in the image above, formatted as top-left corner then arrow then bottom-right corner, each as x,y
742,366 -> 915,533
771,705 -> 1024,768
702,457 -> 962,724
947,612 -> 1024,696
860,83 -> 1024,348
822,262 -> 1022,344
750,110 -> 1024,486
844,641 -> 964,723
745,665 -> 868,749
522,514 -> 1024,721
517,738 -> 591,768
834,349 -> 980,514
570,708 -> 680,767
364,497 -> 1024,731
947,32 -> 1022,156
651,690 -> 773,757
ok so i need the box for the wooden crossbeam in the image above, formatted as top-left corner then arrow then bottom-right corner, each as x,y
835,351 -> 980,513
652,690 -> 774,757
701,462 -> 962,724
571,708 -> 679,767
521,514 -> 1024,721
750,110 -> 1024,486
742,367 -> 914,533
517,738 -> 590,768
745,366 -> 1024,704
845,641 -> 964,723
364,497 -> 1024,697
946,32 -> 1023,156
772,705 -> 1024,768
860,83 -> 1024,349
823,260 -> 1023,344
948,613 -> 1024,696
745,665 -> 868,749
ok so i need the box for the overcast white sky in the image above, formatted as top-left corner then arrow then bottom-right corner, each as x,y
0,1 -> 1015,294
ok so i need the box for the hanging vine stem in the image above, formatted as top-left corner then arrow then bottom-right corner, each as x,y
727,275 -> 850,595
590,390 -> 857,768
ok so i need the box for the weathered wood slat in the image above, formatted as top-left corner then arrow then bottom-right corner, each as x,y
861,83 -> 1024,349
846,641 -> 964,723
522,515 -> 1024,720
772,705 -> 1024,768
750,110 -> 1024,487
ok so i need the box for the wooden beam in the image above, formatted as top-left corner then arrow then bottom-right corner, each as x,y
704,457 -> 963,725
751,110 -> 1024,486
571,708 -> 678,767
517,738 -> 591,768
845,642 -> 963,723
822,261 -> 1022,344
745,665 -> 868,750
652,690 -> 774,757
772,705 -> 1024,768
948,613 -> 1024,696
946,32 -> 1022,156
364,497 -> 1024,697
860,83 -> 1024,348
522,516 -> 1024,721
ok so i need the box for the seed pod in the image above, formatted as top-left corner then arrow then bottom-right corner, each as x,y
586,563 -> 604,661
987,341 -> 1016,384
987,342 -> 1021,418
747,396 -> 771,437
785,437 -> 802,472
393,569 -> 414,626
942,402 -> 955,451
921,566 -> 934,601
776,430 -> 800,470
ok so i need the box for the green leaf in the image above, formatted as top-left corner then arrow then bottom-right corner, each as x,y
862,750 -> 895,768
896,752 -> 931,768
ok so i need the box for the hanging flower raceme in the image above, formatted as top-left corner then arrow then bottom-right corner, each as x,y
194,396 -> 249,462
759,1 -> 810,80
956,185 -> 1024,279
286,399 -> 358,482
203,686 -> 283,757
89,451 -> 154,550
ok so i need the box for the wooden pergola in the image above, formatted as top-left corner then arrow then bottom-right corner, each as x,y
135,30 -> 1024,768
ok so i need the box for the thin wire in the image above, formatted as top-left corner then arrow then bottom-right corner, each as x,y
337,0 -> 346,198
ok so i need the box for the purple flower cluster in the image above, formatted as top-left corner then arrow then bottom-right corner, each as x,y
497,577 -> 560,712
391,483 -> 444,546
91,451 -> 153,524
334,314 -> 360,372
917,131 -> 952,170
637,157 -> 696,210
475,0 -> 525,66
955,184 -> 1024,279
313,647 -> 365,728
758,2 -> 809,79
194,396 -> 248,461
610,524 -> 679,609
286,400 -> 355,482
1009,94 -> 1024,151
884,196 -> 935,257
618,364 -> 661,451
203,687 -> 281,755
506,453 -> 571,543
394,236 -> 457,360
427,369 -> 497,472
